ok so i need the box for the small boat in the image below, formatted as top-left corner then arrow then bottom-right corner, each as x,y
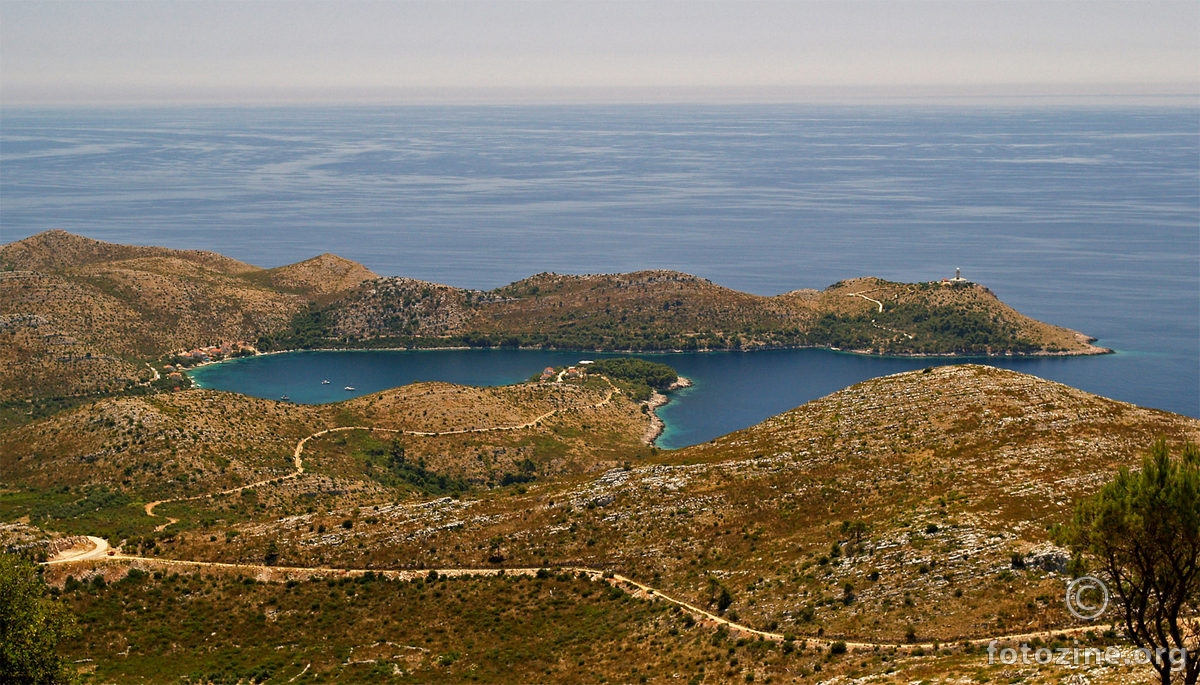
321,379 -> 330,385
344,386 -> 355,391
280,394 -> 290,401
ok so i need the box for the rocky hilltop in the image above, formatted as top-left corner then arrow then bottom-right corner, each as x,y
258,253 -> 379,300
0,229 -> 260,276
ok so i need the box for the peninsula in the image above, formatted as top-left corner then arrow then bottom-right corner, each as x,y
0,230 -> 1107,404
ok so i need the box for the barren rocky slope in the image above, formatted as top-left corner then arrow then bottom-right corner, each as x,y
150,366 -> 1197,645
257,252 -> 378,299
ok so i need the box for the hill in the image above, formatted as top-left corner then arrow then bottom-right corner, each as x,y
0,229 -> 259,276
789,276 -> 1100,354
271,270 -> 1108,357
18,365 -> 1197,683
144,367 -> 1195,637
0,231 -> 374,402
0,372 -> 654,543
256,252 -> 378,300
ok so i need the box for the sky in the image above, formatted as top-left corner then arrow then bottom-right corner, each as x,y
2,0 -> 1197,105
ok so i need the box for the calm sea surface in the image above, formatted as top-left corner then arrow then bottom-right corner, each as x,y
3,105 -> 1197,440
187,348 -> 1134,450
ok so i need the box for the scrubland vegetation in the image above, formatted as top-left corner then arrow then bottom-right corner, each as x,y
1,231 -> 1181,684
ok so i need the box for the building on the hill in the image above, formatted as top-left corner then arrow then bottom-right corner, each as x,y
939,268 -> 969,285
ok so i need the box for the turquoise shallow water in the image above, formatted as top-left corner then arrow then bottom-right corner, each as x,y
190,348 -> 1158,450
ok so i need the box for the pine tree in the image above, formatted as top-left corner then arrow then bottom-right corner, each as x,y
1062,439 -> 1200,685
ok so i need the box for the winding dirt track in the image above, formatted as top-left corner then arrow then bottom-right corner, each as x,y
143,379 -> 618,519
49,377 -> 1096,653
49,546 -> 1095,652
847,290 -> 884,313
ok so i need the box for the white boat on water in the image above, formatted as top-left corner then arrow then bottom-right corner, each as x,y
321,379 -> 330,385
344,386 -> 355,391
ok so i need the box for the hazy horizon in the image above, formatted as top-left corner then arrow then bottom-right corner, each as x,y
2,0 -> 1196,107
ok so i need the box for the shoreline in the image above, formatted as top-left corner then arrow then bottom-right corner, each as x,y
189,351 -> 694,447
191,338 -> 1114,369
642,376 -> 693,447
183,340 -> 1113,442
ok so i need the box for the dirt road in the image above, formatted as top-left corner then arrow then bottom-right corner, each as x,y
43,536 -> 109,564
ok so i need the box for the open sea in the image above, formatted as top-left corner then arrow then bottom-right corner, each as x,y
2,105 -> 1197,445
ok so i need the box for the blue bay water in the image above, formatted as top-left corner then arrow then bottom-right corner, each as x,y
189,348 -> 1159,450
3,105 -> 1197,426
